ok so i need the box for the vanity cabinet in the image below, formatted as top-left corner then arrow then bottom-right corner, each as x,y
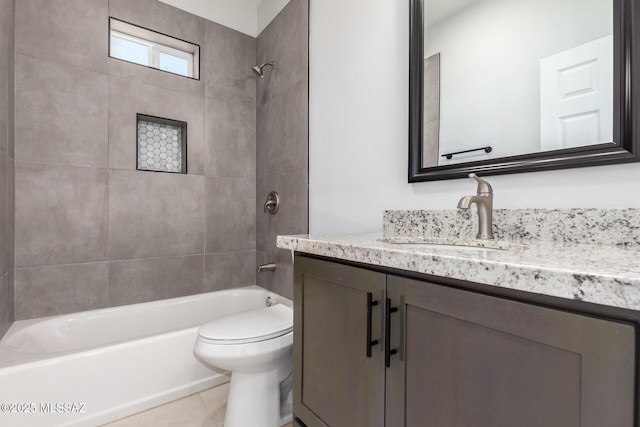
293,255 -> 637,427
293,256 -> 386,427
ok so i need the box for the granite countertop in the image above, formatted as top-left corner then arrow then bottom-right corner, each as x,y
276,209 -> 640,312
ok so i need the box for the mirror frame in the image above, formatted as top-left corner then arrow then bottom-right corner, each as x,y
409,0 -> 640,182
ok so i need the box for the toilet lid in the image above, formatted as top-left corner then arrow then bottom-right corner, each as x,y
198,304 -> 293,344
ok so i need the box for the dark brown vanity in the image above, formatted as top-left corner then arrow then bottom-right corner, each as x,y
292,255 -> 638,427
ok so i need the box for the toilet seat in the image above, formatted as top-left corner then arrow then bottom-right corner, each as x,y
198,304 -> 293,345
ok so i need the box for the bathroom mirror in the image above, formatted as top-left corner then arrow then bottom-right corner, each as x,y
409,0 -> 640,182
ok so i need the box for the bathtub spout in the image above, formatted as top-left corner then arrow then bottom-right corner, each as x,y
258,263 -> 277,273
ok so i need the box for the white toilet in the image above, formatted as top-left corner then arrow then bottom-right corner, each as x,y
193,303 -> 294,427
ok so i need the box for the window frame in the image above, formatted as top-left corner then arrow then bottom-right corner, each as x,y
109,18 -> 200,80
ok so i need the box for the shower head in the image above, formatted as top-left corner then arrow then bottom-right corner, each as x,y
252,61 -> 276,78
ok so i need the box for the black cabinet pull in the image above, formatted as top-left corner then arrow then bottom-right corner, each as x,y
366,292 -> 379,357
385,298 -> 398,367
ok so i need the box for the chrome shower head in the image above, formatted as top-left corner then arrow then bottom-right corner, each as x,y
252,61 -> 276,78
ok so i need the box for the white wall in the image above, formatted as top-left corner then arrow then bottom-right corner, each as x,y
159,0 -> 290,37
309,0 -> 640,234
258,0 -> 292,34
158,0 -> 259,36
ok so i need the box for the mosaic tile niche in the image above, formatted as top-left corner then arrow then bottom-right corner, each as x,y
137,114 -> 187,173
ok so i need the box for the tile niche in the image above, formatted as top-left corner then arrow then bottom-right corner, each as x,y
136,114 -> 187,174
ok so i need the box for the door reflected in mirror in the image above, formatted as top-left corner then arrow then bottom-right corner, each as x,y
423,0 -> 613,167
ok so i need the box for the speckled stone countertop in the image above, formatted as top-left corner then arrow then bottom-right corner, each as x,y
276,209 -> 640,311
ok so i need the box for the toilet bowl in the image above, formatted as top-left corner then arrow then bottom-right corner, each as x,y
193,303 -> 294,427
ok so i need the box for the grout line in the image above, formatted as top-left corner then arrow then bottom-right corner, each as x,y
14,249 -> 259,271
202,95 -> 207,294
14,158 -> 109,171
106,73 -> 111,307
265,166 -> 308,179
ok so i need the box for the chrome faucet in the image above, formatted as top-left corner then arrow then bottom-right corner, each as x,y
457,173 -> 494,240
263,191 -> 280,214
257,263 -> 277,273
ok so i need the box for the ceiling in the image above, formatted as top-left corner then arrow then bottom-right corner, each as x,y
158,0 -> 290,37
425,0 -> 479,27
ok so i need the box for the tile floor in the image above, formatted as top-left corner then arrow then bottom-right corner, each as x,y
102,382 -> 293,427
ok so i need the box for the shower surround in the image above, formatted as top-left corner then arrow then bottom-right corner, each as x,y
256,0 -> 309,300
4,0 -> 308,324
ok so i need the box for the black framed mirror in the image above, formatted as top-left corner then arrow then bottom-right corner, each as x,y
409,0 -> 640,182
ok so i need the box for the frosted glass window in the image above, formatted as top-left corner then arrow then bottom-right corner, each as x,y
109,18 -> 200,79
159,52 -> 190,77
137,114 -> 187,174
110,34 -> 150,66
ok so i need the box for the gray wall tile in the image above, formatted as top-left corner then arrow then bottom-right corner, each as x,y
259,247 -> 294,300
257,0 -> 308,105
109,255 -> 204,306
0,4 -> 7,157
109,169 -> 205,260
205,97 -> 256,178
0,0 -> 13,338
15,163 -> 108,267
263,79 -> 308,176
0,0 -> 6,39
259,167 -> 308,299
7,270 -> 12,329
264,169 -> 308,252
5,158 -> 13,275
15,0 -> 108,73
205,251 -> 256,292
255,250 -> 267,288
256,104 -> 267,180
0,272 -> 14,337
256,178 -> 268,253
204,21 -> 257,107
205,177 -> 256,252
0,155 -> 6,275
109,76 -> 205,174
108,58 -> 204,99
255,0 -> 309,299
15,262 -> 108,320
15,55 -> 109,167
6,0 -> 13,160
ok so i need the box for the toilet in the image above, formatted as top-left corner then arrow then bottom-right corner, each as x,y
193,303 -> 294,427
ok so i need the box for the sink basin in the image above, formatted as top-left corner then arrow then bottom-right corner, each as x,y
379,237 -> 526,251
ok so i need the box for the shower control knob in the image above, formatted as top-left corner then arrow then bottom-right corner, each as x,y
264,191 -> 280,214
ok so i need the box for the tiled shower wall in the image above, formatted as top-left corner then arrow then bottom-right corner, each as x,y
13,0 -> 258,320
0,0 -> 15,336
256,0 -> 309,299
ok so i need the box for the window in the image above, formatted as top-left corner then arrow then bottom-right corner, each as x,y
109,18 -> 200,79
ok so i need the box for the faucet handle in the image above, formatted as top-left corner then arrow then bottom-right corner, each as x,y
468,173 -> 493,195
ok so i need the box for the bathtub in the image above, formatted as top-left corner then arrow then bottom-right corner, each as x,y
0,286 -> 290,427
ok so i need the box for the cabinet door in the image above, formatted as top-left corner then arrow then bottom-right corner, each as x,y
294,256 -> 386,427
385,276 -> 636,427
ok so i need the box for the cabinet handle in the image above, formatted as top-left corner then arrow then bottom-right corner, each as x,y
385,298 -> 398,368
366,292 -> 379,357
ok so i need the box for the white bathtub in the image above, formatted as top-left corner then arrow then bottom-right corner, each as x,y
0,286 -> 290,427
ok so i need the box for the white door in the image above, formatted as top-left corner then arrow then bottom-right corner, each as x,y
540,35 -> 613,151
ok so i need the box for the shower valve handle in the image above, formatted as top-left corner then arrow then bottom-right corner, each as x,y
264,191 -> 280,214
